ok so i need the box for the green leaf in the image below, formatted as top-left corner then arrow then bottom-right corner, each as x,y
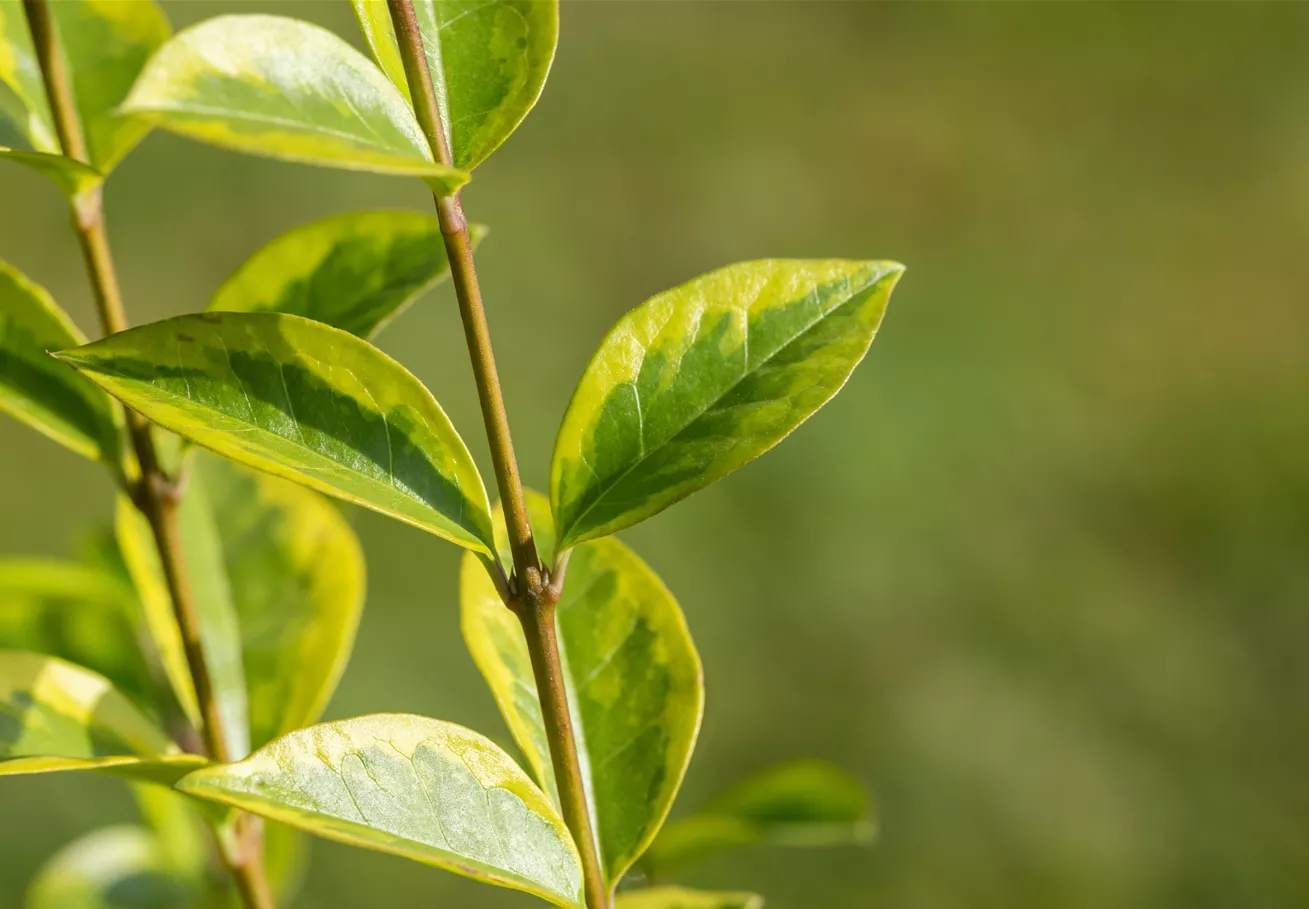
132,783 -> 210,876
461,490 -> 703,889
0,260 -> 122,464
644,760 -> 874,875
116,483 -> 250,761
550,259 -> 904,550
210,209 -> 485,340
61,311 -> 496,556
25,826 -> 201,909
351,0 -> 558,170
177,714 -> 585,909
196,452 -> 365,749
123,15 -> 468,193
615,888 -> 763,909
0,147 -> 102,195
48,0 -> 170,173
0,0 -> 57,152
0,650 -> 204,783
0,558 -> 155,712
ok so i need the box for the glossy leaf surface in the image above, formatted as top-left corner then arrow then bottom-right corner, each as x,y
645,760 -> 874,874
177,714 -> 585,908
210,209 -> 484,340
197,453 -> 365,749
0,650 -> 202,782
616,888 -> 763,909
123,15 -> 467,192
0,147 -> 101,195
0,0 -> 56,151
0,558 -> 153,711
0,261 -> 121,463
116,483 -> 250,760
63,312 -> 495,555
48,0 -> 170,173
462,491 -> 703,887
25,826 -> 199,909
551,260 -> 903,549
351,0 -> 558,170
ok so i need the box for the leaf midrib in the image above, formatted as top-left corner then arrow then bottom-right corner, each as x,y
79,355 -> 480,548
132,100 -> 438,163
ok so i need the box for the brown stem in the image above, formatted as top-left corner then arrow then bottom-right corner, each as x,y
383,0 -> 538,585
384,2 -> 611,905
22,2 -> 273,906
515,593 -> 609,909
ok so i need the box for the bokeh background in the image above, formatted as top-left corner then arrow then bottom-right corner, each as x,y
3,2 -> 1309,907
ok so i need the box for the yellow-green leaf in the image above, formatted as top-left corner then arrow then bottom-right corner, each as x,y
351,0 -> 558,170
197,452 -> 365,749
177,714 -> 585,909
551,259 -> 903,550
47,0 -> 170,173
0,650 -> 203,783
123,15 -> 467,193
25,825 -> 202,909
0,558 -> 154,713
0,260 -> 122,464
644,760 -> 874,875
616,888 -> 763,909
61,312 -> 495,556
131,783 -> 209,877
116,483 -> 249,761
462,491 -> 703,890
0,0 -> 56,152
210,209 -> 485,340
0,147 -> 102,196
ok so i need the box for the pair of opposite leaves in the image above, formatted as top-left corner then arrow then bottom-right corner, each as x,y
3,0 -> 905,562
1,3 -> 898,906
0,0 -> 554,192
60,257 -> 902,565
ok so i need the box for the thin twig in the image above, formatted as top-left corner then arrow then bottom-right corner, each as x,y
21,2 -> 274,906
384,2 -> 611,905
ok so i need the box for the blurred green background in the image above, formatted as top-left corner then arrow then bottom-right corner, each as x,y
3,2 -> 1309,907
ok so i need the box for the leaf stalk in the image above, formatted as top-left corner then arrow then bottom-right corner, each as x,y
384,1 -> 610,905
22,1 -> 274,905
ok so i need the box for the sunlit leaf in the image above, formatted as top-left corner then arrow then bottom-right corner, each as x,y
0,147 -> 101,195
210,209 -> 484,340
116,482 -> 250,761
123,15 -> 467,193
48,0 -> 170,173
616,887 -> 763,909
462,490 -> 703,889
61,312 -> 496,556
351,0 -> 558,170
644,760 -> 874,875
25,826 -> 201,909
177,714 -> 585,908
0,650 -> 203,783
0,0 -> 57,152
0,260 -> 122,464
197,452 -> 365,749
0,558 -> 154,711
551,260 -> 903,550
